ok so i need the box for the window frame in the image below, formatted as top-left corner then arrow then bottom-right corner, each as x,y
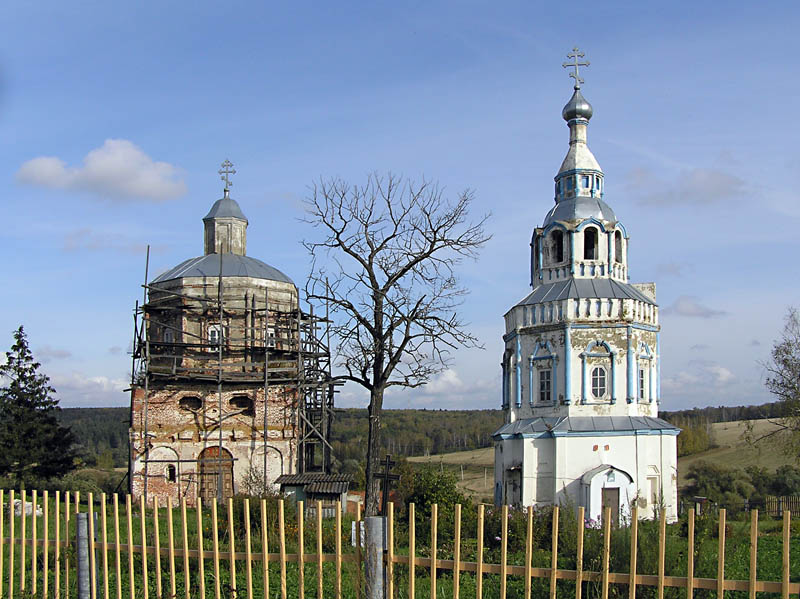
591,366 -> 607,399
539,368 -> 552,403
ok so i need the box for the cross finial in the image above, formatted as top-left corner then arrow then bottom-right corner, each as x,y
219,159 -> 236,191
563,47 -> 590,89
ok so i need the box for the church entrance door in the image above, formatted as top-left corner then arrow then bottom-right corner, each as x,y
601,487 -> 619,527
198,446 -> 234,501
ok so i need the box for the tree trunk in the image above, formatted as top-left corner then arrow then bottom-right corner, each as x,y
364,387 -> 384,516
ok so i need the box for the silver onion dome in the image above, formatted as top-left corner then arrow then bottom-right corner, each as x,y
562,88 -> 593,121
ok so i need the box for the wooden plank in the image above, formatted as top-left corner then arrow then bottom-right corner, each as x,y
659,508 -> 666,599
524,507 -> 533,599
749,509 -> 757,599
32,489 -> 38,596
717,508 -> 726,599
21,489 -> 26,592
196,498 -> 206,599
477,504 -> 484,599
279,499 -> 287,599
297,500 -> 304,599
335,501 -> 342,599
140,495 -> 149,599
550,505 -> 559,599
244,498 -> 253,599
7,490 -> 13,599
153,497 -> 162,599
89,492 -> 97,599
227,498 -> 237,599
55,491 -> 61,599
181,499 -> 190,599
408,503 -> 416,599
165,497 -> 176,599
576,506 -> 584,599
101,494 -> 109,599
65,492 -> 70,599
387,502 -> 395,599
316,500 -> 323,599
500,504 -> 508,599
432,503 -> 439,599
212,500 -> 221,599
629,506 -> 638,599
782,510 -> 790,599
453,503 -> 460,599
127,495 -> 135,599
114,495 -> 122,599
44,490 -> 50,599
601,506 -> 611,599
687,509 -> 695,599
260,499 -> 268,599
0,489 -> 4,599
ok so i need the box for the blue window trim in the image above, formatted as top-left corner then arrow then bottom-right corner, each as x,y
580,340 -> 616,404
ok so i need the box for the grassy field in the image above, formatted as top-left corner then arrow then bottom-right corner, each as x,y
408,419 -> 796,499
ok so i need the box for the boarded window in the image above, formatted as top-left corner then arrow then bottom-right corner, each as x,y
584,228 -> 598,260
639,369 -> 646,400
615,231 -> 623,263
539,369 -> 552,403
179,396 -> 202,410
166,465 -> 177,482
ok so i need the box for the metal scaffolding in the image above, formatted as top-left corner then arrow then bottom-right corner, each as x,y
129,247 -> 338,503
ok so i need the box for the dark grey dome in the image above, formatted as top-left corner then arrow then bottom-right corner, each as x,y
543,196 -> 616,226
203,196 -> 248,222
152,254 -> 293,284
562,88 -> 593,121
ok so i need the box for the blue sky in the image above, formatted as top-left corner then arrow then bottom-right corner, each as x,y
2,1 -> 798,411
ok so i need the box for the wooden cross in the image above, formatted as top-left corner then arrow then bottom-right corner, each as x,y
562,47 -> 590,89
219,159 -> 236,189
377,453 -> 400,516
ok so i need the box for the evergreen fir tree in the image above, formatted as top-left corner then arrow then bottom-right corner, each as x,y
0,326 -> 77,482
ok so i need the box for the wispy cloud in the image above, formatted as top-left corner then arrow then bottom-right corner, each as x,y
36,345 -> 72,363
63,228 -> 166,255
690,344 -> 709,351
656,262 -> 690,277
627,167 -> 747,206
17,139 -> 186,202
662,295 -> 725,318
662,359 -> 736,391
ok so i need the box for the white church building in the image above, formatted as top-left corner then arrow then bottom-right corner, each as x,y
493,51 -> 679,524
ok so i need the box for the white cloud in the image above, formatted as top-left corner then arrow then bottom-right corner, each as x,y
17,139 -> 186,202
662,295 -> 726,318
62,227 -> 167,254
51,372 -> 128,407
628,167 -> 747,206
662,360 -> 736,392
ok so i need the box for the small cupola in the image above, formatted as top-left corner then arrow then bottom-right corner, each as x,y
203,160 -> 248,256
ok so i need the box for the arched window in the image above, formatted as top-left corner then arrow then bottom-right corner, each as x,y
552,230 -> 564,263
179,396 -> 202,410
614,231 -> 623,263
584,227 -> 598,260
591,367 -> 607,398
230,395 -> 254,416
166,465 -> 177,482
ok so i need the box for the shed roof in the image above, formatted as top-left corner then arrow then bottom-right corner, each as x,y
516,278 -> 656,307
275,473 -> 353,487
492,416 -> 679,439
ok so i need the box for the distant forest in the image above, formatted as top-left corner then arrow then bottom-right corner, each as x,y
58,401 -> 787,469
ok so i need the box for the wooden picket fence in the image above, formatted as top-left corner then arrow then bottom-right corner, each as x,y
1,488 -> 798,599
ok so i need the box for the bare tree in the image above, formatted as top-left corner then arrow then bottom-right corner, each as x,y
303,173 -> 490,516
756,306 -> 800,455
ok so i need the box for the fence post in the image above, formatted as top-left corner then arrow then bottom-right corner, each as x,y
364,516 -> 386,599
77,512 -> 94,599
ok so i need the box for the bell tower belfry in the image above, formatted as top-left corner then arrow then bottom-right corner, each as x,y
493,49 -> 679,524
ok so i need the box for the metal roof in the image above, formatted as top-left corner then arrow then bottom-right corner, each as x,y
492,416 -> 679,439
152,253 -> 294,284
275,473 -> 353,495
516,278 -> 656,307
580,464 -> 633,485
203,196 -> 248,222
543,196 -> 616,227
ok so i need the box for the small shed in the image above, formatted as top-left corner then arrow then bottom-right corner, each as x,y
275,473 -> 353,518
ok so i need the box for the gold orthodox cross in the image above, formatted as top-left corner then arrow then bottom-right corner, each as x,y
563,47 -> 590,88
